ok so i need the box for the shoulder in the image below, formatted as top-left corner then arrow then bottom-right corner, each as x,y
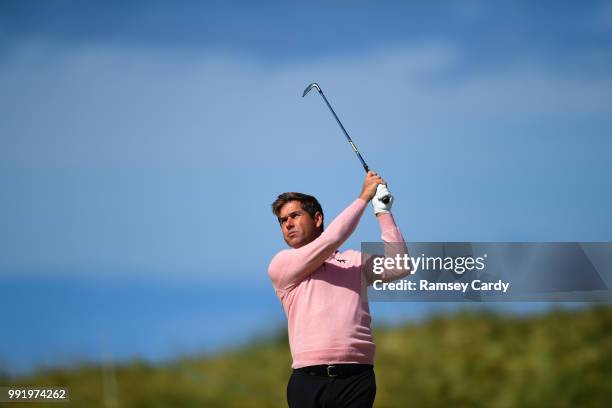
268,249 -> 291,270
268,248 -> 293,281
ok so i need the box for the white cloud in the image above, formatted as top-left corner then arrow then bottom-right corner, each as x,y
1,41 -> 611,278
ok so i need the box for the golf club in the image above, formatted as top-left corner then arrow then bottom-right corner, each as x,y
302,82 -> 390,204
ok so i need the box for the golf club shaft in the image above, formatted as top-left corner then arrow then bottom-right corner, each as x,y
317,90 -> 369,173
303,83 -> 390,204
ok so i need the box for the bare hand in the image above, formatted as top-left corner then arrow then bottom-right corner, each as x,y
359,171 -> 386,201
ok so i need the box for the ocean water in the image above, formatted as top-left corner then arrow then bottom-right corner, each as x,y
0,275 -> 284,375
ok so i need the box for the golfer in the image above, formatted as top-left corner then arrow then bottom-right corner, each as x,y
268,171 -> 410,408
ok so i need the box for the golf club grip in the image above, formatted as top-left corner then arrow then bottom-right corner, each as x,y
368,169 -> 390,204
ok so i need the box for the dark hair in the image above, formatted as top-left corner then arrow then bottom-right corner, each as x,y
271,192 -> 324,232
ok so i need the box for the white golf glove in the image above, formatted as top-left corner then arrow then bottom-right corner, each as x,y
371,184 -> 393,215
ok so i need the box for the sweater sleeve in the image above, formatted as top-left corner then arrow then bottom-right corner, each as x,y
268,198 -> 368,293
363,212 -> 412,286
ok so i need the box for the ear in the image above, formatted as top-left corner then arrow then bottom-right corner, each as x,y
314,212 -> 323,229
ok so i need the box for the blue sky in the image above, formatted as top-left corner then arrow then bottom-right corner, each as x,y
1,1 -> 612,373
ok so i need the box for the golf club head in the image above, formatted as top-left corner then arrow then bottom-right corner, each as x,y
302,82 -> 322,97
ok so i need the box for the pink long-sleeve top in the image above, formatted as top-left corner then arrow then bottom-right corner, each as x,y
268,198 -> 409,369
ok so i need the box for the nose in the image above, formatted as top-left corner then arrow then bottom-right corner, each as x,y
285,218 -> 295,230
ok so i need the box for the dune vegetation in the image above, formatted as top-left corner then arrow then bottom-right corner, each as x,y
3,306 -> 612,407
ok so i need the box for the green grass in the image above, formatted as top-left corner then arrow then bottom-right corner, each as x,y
3,306 -> 612,407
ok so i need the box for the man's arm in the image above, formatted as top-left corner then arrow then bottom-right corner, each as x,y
268,171 -> 384,293
268,198 -> 367,292
366,212 -> 411,285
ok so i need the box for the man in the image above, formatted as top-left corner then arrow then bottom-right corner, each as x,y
268,171 -> 411,408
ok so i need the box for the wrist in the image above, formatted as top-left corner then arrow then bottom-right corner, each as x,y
376,212 -> 396,231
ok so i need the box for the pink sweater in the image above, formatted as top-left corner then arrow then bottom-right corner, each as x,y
268,198 -> 408,368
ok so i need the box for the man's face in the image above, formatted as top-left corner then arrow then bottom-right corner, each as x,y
277,200 -> 323,249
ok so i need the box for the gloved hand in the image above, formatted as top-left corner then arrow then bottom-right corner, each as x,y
371,184 -> 393,215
